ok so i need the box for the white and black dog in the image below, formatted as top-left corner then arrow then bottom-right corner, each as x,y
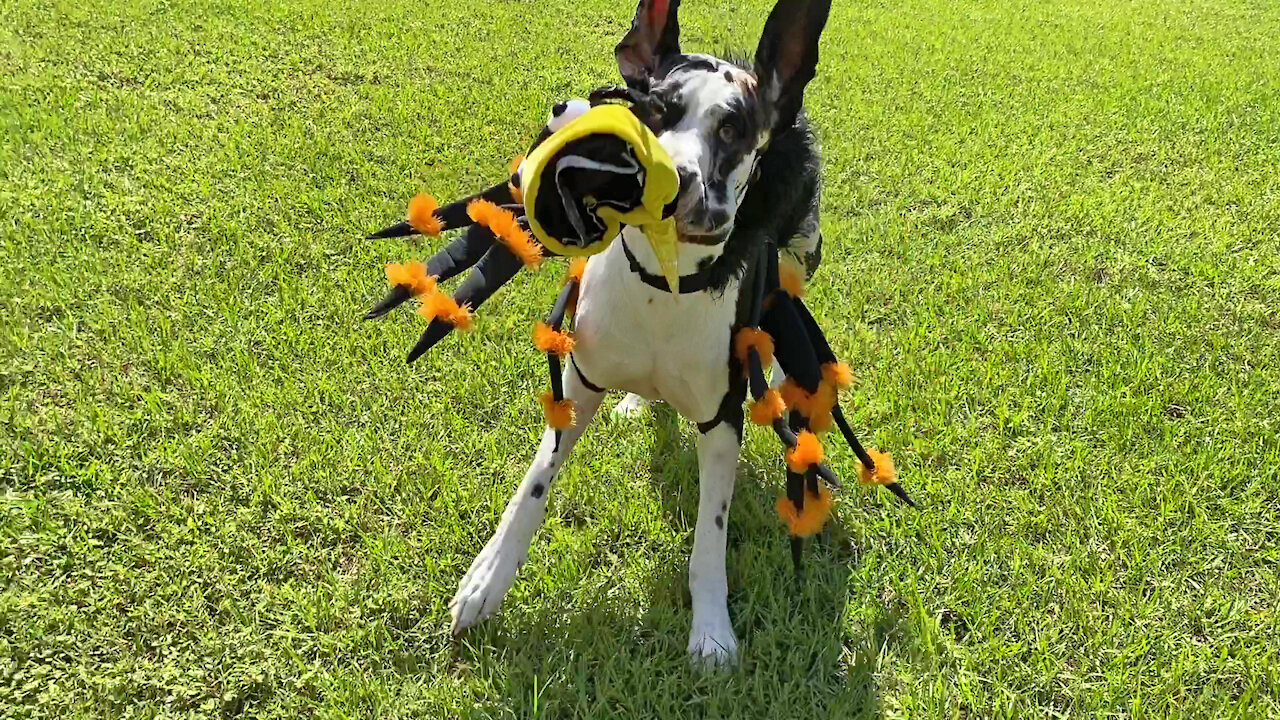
448,0 -> 831,664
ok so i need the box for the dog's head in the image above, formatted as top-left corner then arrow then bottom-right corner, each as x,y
615,0 -> 831,244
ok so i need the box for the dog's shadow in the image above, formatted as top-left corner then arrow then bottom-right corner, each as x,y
441,401 -> 915,717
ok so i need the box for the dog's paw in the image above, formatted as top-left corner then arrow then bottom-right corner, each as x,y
449,538 -> 523,634
612,393 -> 650,419
687,614 -> 739,668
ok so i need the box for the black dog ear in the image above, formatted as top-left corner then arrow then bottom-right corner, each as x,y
753,0 -> 832,135
615,0 -> 682,89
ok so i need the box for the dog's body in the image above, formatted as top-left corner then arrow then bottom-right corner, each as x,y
449,0 -> 832,664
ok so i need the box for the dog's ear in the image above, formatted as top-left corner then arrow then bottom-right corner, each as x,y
753,0 -> 832,136
615,0 -> 682,88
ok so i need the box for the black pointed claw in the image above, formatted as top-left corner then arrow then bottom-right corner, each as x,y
425,224 -> 498,283
885,482 -> 917,508
402,244 -> 526,364
364,284 -> 413,320
770,418 -> 840,488
406,319 -> 453,363
833,405 -> 876,471
367,221 -> 415,239
747,348 -> 768,399
791,296 -> 838,365
451,244 -> 524,310
814,462 -> 840,488
761,292 -> 823,391
433,182 -> 518,230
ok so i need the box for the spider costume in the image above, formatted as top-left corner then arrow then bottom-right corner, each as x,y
364,88 -> 915,571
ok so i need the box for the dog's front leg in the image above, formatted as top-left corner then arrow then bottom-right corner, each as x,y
687,420 -> 741,665
449,365 -> 605,633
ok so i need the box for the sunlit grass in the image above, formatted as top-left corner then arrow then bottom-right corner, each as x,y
2,0 -> 1278,716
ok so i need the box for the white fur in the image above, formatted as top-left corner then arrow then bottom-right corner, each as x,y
574,232 -> 737,422
687,423 -> 740,662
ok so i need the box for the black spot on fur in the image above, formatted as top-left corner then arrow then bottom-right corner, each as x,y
531,483 -> 545,499
552,101 -> 567,117
715,514 -> 724,529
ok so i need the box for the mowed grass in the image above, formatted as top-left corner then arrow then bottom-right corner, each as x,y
2,0 -> 1279,715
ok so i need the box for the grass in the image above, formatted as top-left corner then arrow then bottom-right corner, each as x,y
2,0 -> 1279,716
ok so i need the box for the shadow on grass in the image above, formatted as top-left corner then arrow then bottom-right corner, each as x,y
447,402 -> 909,717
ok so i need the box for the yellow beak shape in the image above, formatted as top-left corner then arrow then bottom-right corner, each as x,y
643,218 -> 681,295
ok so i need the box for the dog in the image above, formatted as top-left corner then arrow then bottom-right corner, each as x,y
448,0 -> 831,664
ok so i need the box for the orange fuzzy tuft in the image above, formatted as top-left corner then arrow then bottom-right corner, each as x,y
508,155 -> 524,174
778,260 -> 806,298
859,449 -> 897,485
822,361 -> 854,389
385,261 -> 436,297
540,391 -> 576,430
418,291 -> 473,330
733,327 -> 775,369
775,487 -> 833,537
808,411 -> 833,432
779,379 -> 836,432
533,322 -> 575,357
749,388 -> 786,426
785,430 -> 824,473
566,257 -> 588,284
779,379 -> 808,411
407,194 -> 444,236
468,200 -> 542,268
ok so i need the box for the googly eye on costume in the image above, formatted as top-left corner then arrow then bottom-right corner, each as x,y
547,98 -> 591,132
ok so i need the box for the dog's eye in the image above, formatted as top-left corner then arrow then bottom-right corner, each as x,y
718,122 -> 738,143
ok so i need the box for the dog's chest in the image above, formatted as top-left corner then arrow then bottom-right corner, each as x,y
573,240 -> 739,423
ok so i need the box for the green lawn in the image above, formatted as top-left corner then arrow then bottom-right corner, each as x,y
3,0 -> 1279,716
